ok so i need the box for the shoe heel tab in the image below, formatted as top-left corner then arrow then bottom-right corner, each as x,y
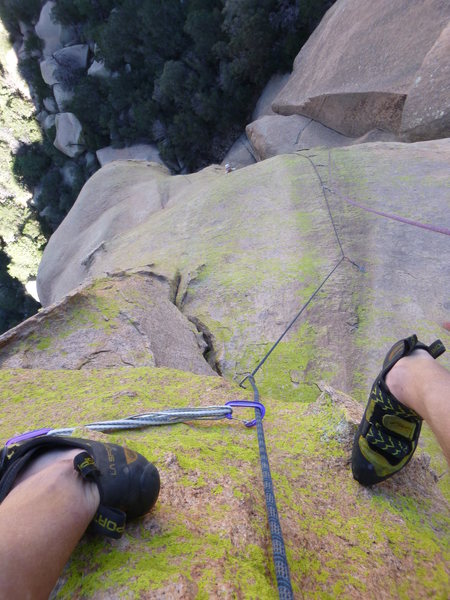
428,339 -> 446,359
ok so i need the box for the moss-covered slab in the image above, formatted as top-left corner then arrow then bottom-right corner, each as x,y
0,368 -> 448,598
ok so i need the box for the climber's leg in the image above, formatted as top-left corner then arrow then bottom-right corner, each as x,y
352,335 -> 448,485
385,349 -> 450,463
0,449 -> 99,599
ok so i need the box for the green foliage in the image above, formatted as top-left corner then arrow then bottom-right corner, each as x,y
65,77 -> 111,149
0,0 -> 42,30
47,0 -> 335,171
18,54 -> 50,104
33,161 -> 88,235
13,142 -> 52,188
0,246 -> 39,334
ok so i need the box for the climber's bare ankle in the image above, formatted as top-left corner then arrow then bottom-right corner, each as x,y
385,349 -> 433,417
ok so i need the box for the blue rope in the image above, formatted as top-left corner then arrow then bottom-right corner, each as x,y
245,375 -> 294,599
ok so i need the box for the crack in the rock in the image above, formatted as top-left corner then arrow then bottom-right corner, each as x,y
76,349 -> 111,369
170,270 -> 182,306
166,267 -> 220,374
187,315 -> 222,375
81,241 -> 106,270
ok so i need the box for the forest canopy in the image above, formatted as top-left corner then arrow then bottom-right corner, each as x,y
48,0 -> 334,171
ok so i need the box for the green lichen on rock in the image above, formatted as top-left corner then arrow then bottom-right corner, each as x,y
0,368 -> 448,598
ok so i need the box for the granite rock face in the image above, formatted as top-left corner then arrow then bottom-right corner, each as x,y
37,141 -> 450,402
272,0 -> 450,140
0,363 -> 447,598
2,4 -> 449,595
400,22 -> 450,141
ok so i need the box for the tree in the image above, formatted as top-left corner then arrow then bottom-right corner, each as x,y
13,142 -> 52,189
0,244 -> 39,334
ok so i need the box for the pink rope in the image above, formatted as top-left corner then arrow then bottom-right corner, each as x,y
333,189 -> 450,236
326,152 -> 450,237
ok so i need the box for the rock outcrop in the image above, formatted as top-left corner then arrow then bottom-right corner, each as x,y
221,133 -> 257,169
272,0 -> 450,141
53,83 -> 74,111
2,4 -> 449,598
53,44 -> 89,70
246,114 -> 351,160
0,271 -> 215,375
246,114 -> 399,160
87,60 -> 111,79
400,22 -> 450,141
39,56 -> 59,86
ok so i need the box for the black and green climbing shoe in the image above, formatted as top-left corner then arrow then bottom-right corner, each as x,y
0,436 -> 160,538
352,334 -> 446,486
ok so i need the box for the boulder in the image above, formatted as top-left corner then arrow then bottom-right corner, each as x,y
39,57 -> 59,86
43,96 -> 58,113
87,60 -> 111,79
35,1 -> 63,57
53,44 -> 89,70
53,83 -> 74,111
272,0 -> 450,138
246,114 -> 310,159
43,113 -> 55,132
36,110 -> 49,125
400,22 -> 450,141
246,114 -> 354,159
53,112 -> 84,157
246,115 -> 399,159
95,144 -> 164,167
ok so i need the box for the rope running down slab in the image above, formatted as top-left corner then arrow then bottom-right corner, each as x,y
247,375 -> 294,600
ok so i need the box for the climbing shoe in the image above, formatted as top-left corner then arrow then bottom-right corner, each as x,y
352,334 -> 446,486
0,435 -> 160,538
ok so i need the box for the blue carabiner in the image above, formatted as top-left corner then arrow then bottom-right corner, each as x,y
224,400 -> 265,428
